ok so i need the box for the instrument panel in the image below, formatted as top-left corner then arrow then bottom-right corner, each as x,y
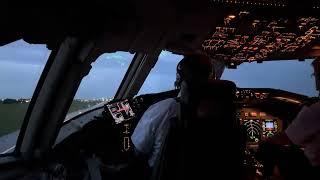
103,88 -> 305,152
238,108 -> 282,147
235,88 -> 306,147
236,89 -> 269,101
105,99 -> 137,153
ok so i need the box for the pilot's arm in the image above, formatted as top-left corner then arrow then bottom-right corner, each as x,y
285,102 -> 320,146
131,106 -> 158,156
265,103 -> 320,146
258,102 -> 320,178
129,104 -> 160,178
131,98 -> 177,166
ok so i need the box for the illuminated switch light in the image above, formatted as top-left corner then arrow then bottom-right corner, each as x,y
250,112 -> 257,117
260,112 -> 267,116
228,15 -> 236,19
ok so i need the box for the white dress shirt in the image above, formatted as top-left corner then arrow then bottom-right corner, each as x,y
286,102 -> 320,166
131,98 -> 179,167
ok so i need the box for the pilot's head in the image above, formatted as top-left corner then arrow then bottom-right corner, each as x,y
312,59 -> 320,92
195,80 -> 236,120
175,54 -> 213,105
175,54 -> 213,89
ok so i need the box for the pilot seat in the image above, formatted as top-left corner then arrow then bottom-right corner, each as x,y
151,80 -> 245,180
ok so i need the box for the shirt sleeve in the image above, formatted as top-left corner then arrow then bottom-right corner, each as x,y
285,103 -> 320,146
131,102 -> 168,154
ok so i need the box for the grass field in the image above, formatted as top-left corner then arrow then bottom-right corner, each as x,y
0,100 -> 102,137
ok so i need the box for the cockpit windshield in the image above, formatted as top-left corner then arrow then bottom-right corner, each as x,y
222,60 -> 318,97
66,52 -> 135,117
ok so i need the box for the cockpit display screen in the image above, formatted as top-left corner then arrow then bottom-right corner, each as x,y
265,121 -> 274,129
107,99 -> 135,124
243,119 -> 262,143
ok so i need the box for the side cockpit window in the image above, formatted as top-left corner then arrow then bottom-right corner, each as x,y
0,40 -> 51,154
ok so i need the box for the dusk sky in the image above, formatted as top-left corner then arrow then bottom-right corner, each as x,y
0,40 -> 318,99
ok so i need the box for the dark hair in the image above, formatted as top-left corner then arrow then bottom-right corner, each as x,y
175,54 -> 212,88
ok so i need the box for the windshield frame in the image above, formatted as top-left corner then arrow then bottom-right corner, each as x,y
13,50 -> 56,155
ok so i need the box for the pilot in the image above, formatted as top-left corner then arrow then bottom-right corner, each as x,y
257,101 -> 320,179
258,60 -> 320,179
131,54 -> 212,168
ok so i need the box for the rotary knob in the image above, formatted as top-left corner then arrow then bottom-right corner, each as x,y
266,132 -> 274,137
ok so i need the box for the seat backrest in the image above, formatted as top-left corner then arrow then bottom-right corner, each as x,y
153,80 -> 245,180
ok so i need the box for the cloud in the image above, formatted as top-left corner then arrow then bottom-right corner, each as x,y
139,73 -> 175,95
0,40 -> 51,66
0,61 -> 44,99
94,51 -> 134,69
75,66 -> 128,99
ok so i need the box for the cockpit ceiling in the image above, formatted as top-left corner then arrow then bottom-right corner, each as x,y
1,0 -> 320,58
210,0 -> 320,8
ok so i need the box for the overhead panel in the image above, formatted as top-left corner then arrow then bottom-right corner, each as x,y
201,0 -> 320,67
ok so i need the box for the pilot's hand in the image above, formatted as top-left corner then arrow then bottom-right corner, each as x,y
256,141 -> 281,177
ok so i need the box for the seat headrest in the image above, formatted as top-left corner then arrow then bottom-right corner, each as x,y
199,80 -> 236,101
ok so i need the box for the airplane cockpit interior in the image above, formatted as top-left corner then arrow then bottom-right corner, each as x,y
0,0 -> 320,180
